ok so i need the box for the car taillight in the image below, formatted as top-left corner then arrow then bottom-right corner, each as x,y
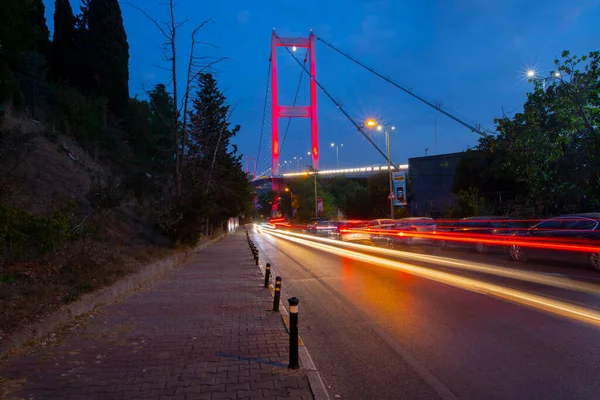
340,228 -> 349,233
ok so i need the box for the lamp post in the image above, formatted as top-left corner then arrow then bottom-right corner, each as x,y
293,156 -> 302,170
284,187 -> 293,219
330,143 -> 343,168
527,69 -> 561,91
365,119 -> 395,219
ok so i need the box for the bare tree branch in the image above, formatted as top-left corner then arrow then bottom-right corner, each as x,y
167,0 -> 182,198
123,2 -> 170,40
179,57 -> 228,114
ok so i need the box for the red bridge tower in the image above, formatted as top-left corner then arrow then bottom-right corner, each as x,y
271,30 -> 319,176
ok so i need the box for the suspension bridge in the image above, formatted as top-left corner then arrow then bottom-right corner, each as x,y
248,29 -> 486,187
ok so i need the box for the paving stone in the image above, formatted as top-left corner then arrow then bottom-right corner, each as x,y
0,232 -> 315,399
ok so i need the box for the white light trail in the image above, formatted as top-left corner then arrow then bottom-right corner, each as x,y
257,226 -> 600,327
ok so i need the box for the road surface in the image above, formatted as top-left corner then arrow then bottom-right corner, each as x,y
252,227 -> 600,400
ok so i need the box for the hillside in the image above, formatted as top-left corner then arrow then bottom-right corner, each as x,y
0,114 -> 178,343
0,0 -> 253,347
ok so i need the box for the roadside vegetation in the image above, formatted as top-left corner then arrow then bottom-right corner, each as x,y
0,0 -> 253,339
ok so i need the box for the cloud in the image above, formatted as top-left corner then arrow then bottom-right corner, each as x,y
237,10 -> 250,24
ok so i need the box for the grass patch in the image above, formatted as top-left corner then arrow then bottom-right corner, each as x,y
0,240 -> 170,341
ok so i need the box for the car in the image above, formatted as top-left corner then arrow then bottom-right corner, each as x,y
507,213 -> 600,271
390,217 -> 437,247
329,220 -> 370,243
305,218 -> 337,237
365,219 -> 397,245
437,216 -> 522,254
371,217 -> 436,248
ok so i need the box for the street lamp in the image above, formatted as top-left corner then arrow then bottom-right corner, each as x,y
284,187 -> 293,219
526,69 -> 561,91
293,156 -> 302,170
330,142 -> 343,168
365,118 -> 396,219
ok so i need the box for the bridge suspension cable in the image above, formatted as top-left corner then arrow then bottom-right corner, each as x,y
280,49 -> 308,155
274,33 -> 397,167
315,35 -> 487,137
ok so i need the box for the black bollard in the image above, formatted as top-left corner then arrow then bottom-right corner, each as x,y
273,276 -> 282,311
254,251 -> 259,265
264,263 -> 271,288
288,297 -> 300,369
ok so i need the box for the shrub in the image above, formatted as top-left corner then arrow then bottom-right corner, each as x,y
0,203 -> 71,264
87,175 -> 124,210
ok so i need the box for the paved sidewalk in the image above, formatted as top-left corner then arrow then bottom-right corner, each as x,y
0,231 -> 314,400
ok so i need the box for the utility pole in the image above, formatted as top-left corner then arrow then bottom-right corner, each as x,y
307,166 -> 318,218
386,126 -> 394,219
434,116 -> 437,155
314,170 -> 318,218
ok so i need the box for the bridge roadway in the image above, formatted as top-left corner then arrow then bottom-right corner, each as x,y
252,226 -> 600,400
252,163 -> 409,186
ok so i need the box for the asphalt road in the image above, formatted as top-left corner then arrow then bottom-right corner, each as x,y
252,228 -> 600,400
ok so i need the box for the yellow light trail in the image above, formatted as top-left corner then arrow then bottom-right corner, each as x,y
258,226 -> 600,328
257,227 -> 600,296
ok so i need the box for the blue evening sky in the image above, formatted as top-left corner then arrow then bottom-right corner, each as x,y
43,0 -> 599,173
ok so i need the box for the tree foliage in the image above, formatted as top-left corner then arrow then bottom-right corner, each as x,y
86,0 -> 130,115
0,0 -> 50,99
278,173 -> 407,222
51,0 -> 76,82
161,73 -> 252,244
1,0 -> 253,249
454,50 -> 600,217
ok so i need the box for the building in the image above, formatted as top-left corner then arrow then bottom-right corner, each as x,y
408,152 -> 464,217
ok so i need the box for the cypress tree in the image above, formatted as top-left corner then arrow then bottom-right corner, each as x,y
87,0 -> 130,115
29,0 -> 51,59
51,0 -> 76,82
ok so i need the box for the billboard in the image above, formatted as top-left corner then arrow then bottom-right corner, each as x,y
317,197 -> 324,213
392,171 -> 407,206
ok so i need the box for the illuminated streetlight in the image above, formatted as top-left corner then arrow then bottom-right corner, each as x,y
330,143 -> 343,168
292,46 -> 297,52
365,118 -> 396,219
526,68 -> 560,91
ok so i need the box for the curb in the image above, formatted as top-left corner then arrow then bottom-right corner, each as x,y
0,233 -> 227,358
252,232 -> 331,400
